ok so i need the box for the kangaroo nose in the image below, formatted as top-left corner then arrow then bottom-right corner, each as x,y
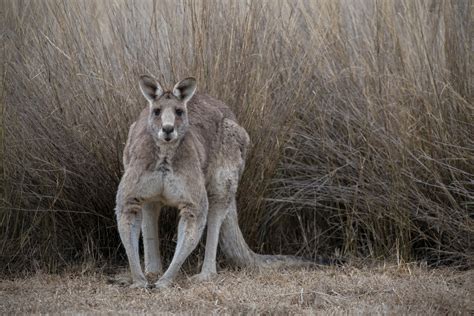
162,126 -> 174,134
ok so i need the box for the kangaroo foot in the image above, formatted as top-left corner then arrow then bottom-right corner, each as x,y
190,271 -> 217,283
154,278 -> 173,290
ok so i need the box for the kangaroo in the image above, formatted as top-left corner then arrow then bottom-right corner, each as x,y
115,76 -> 331,289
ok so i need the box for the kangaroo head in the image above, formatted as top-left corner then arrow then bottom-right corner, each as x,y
139,76 -> 197,144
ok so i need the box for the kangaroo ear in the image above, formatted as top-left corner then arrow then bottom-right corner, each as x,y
172,77 -> 197,102
139,75 -> 163,102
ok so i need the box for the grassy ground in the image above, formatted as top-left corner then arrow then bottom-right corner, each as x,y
1,264 -> 472,314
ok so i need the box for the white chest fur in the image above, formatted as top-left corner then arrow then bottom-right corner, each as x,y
144,150 -> 191,208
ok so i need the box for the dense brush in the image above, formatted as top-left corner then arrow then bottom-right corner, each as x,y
1,0 -> 472,273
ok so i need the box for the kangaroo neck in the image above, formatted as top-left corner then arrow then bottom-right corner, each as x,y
155,138 -> 178,161
152,133 -> 188,173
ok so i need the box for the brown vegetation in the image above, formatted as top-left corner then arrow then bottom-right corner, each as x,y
1,265 -> 472,314
1,0 -> 472,273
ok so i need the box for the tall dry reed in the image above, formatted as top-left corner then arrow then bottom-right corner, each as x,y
1,0 -> 472,273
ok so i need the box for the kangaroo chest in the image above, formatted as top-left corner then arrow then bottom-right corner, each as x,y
149,153 -> 191,208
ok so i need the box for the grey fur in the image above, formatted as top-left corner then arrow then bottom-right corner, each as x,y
115,76 -> 328,289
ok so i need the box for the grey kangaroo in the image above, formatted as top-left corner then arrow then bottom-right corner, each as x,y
115,76 -> 330,289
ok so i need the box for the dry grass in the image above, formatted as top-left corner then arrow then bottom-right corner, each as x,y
1,264 -> 472,314
1,0 -> 473,273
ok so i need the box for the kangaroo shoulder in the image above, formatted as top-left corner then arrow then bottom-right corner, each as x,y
123,121 -> 137,168
222,118 -> 250,149
123,108 -> 157,170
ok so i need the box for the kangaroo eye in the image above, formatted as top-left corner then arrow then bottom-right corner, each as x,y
153,108 -> 161,116
175,109 -> 184,116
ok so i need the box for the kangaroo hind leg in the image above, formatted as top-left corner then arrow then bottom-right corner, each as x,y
191,197 -> 232,282
193,146 -> 243,282
142,202 -> 163,281
116,199 -> 147,288
154,198 -> 208,289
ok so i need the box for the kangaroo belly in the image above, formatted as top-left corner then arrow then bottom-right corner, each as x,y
130,168 -> 189,207
131,169 -> 166,202
161,172 -> 193,208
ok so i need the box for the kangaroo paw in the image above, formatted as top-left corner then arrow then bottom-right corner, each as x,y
190,272 -> 217,283
154,278 -> 173,290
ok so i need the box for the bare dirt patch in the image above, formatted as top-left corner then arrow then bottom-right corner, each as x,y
1,264 -> 472,314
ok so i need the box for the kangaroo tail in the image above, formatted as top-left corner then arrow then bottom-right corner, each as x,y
219,207 -> 340,269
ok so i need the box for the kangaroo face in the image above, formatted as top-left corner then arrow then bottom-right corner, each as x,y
148,94 -> 188,143
139,76 -> 196,143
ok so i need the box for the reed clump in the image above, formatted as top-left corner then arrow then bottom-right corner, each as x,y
1,0 -> 472,273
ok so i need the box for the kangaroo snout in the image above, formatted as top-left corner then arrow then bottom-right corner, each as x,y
161,125 -> 176,142
162,125 -> 174,135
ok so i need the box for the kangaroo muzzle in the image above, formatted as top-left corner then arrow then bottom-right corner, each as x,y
158,109 -> 178,142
